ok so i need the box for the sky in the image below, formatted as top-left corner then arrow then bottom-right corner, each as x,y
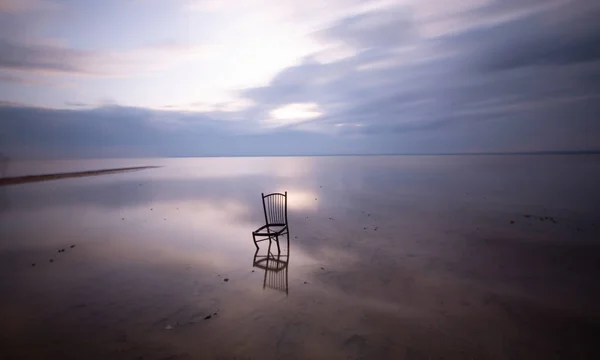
0,0 -> 599,157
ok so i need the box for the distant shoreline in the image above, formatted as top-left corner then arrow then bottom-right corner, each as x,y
4,151 -> 600,161
0,166 -> 160,186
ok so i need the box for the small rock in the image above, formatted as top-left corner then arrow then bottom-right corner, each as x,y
31,263 -> 36,267
70,245 -> 75,248
251,270 -> 255,272
364,227 -> 367,230
151,208 -> 153,210
122,218 -> 124,220
321,267 -> 325,270
213,312 -> 217,316
510,221 -> 515,224
304,281 -> 307,284
49,259 -> 54,263
224,278 -> 229,282
315,198 -> 317,200
368,214 -> 370,216
204,315 -> 212,320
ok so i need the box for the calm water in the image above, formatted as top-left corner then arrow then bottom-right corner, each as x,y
1,156 -> 599,359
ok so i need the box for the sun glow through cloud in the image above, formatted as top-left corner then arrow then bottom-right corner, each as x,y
267,103 -> 323,126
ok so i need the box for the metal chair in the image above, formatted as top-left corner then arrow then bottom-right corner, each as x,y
252,192 -> 289,253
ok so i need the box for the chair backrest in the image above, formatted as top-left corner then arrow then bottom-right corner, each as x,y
262,192 -> 287,226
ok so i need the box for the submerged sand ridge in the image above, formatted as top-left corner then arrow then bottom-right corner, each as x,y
0,166 -> 160,186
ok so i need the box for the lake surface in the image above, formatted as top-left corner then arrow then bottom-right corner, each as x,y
1,156 -> 599,359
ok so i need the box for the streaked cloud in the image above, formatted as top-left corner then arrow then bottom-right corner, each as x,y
0,0 -> 57,13
1,0 -> 599,156
0,39 -> 216,76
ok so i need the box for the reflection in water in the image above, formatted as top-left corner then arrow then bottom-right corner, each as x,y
0,153 -> 7,178
253,240 -> 290,295
0,186 -> 7,213
1,156 -> 600,359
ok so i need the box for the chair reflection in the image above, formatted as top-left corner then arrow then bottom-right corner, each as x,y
253,239 -> 289,295
0,153 -> 8,179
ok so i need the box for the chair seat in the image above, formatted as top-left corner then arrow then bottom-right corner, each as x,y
253,224 -> 287,236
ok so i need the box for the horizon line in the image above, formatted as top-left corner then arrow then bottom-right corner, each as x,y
5,150 -> 600,160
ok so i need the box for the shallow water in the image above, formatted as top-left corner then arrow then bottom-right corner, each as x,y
1,155 -> 599,359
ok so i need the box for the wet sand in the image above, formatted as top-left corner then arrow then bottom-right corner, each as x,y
0,166 -> 159,186
0,156 -> 599,359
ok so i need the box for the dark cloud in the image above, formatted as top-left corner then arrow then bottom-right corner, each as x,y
450,1 -> 600,72
0,104 -> 392,157
0,73 -> 28,84
64,101 -> 88,107
0,39 -> 89,74
238,0 -> 600,151
318,9 -> 414,50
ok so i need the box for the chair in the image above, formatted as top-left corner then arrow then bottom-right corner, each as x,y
252,192 -> 289,253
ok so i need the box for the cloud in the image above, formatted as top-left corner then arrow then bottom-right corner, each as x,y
318,8 -> 414,51
64,101 -> 89,107
0,73 -> 37,85
0,0 -> 57,13
0,38 -> 215,76
0,103 -> 389,157
225,0 -> 600,152
2,0 -> 600,157
443,1 -> 600,72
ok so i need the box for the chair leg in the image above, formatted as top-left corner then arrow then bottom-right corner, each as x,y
253,233 -> 259,250
275,234 -> 281,253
